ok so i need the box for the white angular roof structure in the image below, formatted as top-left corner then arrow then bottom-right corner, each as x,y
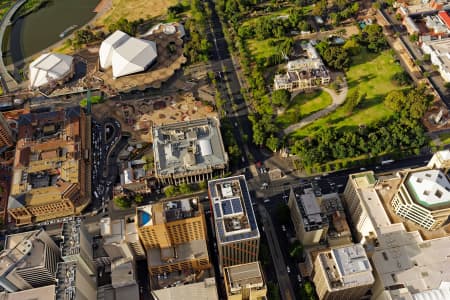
407,169 -> 450,207
99,30 -> 158,78
29,53 -> 73,88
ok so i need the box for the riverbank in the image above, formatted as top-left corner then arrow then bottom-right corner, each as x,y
13,0 -> 50,21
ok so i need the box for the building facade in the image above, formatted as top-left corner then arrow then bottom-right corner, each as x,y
0,112 -> 14,150
274,43 -> 331,91
153,118 -> 228,185
313,244 -> 374,300
223,262 -> 267,300
55,261 -> 97,300
209,175 -> 260,270
136,198 -> 210,275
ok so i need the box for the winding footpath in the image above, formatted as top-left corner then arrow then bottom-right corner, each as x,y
0,0 -> 27,93
283,78 -> 348,135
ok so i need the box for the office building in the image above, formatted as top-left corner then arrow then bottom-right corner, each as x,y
274,43 -> 331,91
223,262 -> 267,300
8,107 -> 91,226
209,175 -> 260,269
151,277 -> 219,300
313,244 -> 374,300
153,118 -> 228,185
55,261 -> 96,300
0,230 -> 59,292
136,198 -> 210,275
100,216 -> 145,261
60,219 -> 96,275
0,285 -> 55,300
343,151 -> 450,299
0,113 -> 13,150
288,188 -> 328,246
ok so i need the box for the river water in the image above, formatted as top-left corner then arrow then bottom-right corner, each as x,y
7,0 -> 99,66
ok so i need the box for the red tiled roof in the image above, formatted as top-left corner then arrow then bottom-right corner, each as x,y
438,11 -> 450,29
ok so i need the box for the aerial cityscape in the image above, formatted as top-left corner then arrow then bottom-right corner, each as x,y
0,0 -> 450,300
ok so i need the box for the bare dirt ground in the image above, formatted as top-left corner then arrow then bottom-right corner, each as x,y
96,0 -> 178,26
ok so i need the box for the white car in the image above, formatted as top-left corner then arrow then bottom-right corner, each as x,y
287,266 -> 291,273
297,275 -> 302,283
263,199 -> 270,203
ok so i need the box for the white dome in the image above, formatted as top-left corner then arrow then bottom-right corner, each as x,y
29,53 -> 73,88
99,30 -> 158,78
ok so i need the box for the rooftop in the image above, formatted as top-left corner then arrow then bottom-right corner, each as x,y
60,218 -> 88,258
422,38 -> 450,74
224,262 -> 265,295
136,198 -> 200,228
151,277 -> 218,300
55,262 -> 78,300
147,239 -> 208,267
0,230 -> 51,277
318,244 -> 374,290
153,118 -> 228,176
296,191 -> 327,231
0,285 -> 55,300
406,169 -> 450,208
209,175 -> 259,244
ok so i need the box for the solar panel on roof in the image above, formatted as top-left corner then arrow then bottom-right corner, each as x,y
222,200 -> 233,215
231,198 -> 243,213
214,203 -> 222,218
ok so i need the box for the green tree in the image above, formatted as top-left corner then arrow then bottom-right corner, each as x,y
345,90 -> 366,113
114,196 -> 131,209
266,135 -> 280,152
179,183 -> 192,194
385,90 -> 406,112
134,194 -> 144,204
272,89 -> 291,107
164,185 -> 177,197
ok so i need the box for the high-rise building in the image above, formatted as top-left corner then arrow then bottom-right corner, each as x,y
223,262 -> 267,300
0,112 -> 13,150
288,188 -> 328,246
0,230 -> 60,292
313,244 -> 374,300
55,261 -> 97,300
8,107 -> 91,226
0,285 -> 55,300
60,219 -> 96,275
136,198 -> 210,275
208,175 -> 260,269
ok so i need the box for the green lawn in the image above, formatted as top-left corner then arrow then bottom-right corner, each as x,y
248,38 -> 281,61
438,132 -> 450,145
291,49 -> 405,138
276,90 -> 332,129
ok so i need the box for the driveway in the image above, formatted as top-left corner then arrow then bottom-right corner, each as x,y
283,79 -> 348,135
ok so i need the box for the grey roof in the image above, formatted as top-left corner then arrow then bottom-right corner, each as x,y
153,118 -> 228,177
208,175 -> 259,244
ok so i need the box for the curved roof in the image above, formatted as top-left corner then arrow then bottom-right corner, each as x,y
413,282 -> 450,300
29,53 -> 73,88
99,30 -> 158,78
407,170 -> 450,208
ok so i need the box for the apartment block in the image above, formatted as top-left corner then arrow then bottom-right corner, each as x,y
0,230 -> 60,292
153,118 -> 228,185
136,198 -> 210,275
224,262 -> 267,300
209,175 -> 260,269
313,244 -> 374,300
8,107 -> 91,226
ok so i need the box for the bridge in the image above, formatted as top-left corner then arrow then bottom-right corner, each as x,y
0,0 -> 27,93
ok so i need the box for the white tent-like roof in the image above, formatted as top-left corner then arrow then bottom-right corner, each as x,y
29,53 -> 73,88
99,30 -> 129,69
99,30 -> 158,78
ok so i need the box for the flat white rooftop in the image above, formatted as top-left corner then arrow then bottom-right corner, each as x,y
407,170 -> 450,207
